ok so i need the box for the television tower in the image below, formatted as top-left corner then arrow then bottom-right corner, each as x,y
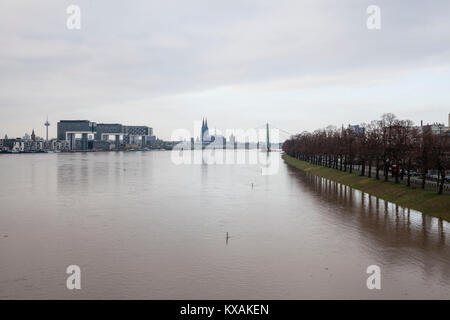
44,116 -> 50,142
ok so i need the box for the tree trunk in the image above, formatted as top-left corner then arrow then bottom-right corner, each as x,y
361,160 -> 365,177
406,160 -> 411,187
375,157 -> 380,180
395,164 -> 399,184
407,170 -> 411,187
384,162 -> 389,182
439,169 -> 445,195
421,172 -> 426,189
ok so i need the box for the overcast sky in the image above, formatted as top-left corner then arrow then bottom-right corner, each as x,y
1,0 -> 450,140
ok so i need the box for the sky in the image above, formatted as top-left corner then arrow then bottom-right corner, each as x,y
1,0 -> 450,140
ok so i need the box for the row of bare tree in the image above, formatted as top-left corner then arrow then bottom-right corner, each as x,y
282,113 -> 450,194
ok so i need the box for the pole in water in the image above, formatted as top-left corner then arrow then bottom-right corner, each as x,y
226,232 -> 229,245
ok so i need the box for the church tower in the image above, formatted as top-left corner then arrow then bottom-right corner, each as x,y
201,118 -> 205,142
201,117 -> 210,143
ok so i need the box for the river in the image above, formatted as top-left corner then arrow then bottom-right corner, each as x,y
0,150 -> 449,299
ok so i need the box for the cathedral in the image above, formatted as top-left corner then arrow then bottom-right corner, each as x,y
201,118 -> 213,144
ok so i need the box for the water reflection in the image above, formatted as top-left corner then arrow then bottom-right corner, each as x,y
287,164 -> 450,282
288,165 -> 448,247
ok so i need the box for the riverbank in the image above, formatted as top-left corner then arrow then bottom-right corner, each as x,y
282,154 -> 450,221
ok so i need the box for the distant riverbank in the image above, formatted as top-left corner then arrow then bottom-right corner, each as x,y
282,154 -> 450,221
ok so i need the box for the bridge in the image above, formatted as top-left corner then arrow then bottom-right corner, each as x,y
252,122 -> 293,152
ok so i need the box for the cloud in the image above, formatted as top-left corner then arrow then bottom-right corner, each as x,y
0,0 -> 449,139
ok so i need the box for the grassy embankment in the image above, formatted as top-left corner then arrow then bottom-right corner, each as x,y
282,154 -> 450,221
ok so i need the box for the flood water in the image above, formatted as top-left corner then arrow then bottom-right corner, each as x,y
0,150 -> 449,299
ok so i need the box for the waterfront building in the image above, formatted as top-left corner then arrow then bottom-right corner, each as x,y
93,140 -> 113,151
12,140 -> 25,152
229,134 -> 237,149
348,124 -> 365,134
0,139 -> 7,152
210,134 -> 226,149
57,120 -> 153,151
0,138 -> 16,151
49,139 -> 69,152
421,123 -> 449,135
417,114 -> 450,135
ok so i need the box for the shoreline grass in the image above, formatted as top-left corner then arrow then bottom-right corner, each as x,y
282,154 -> 450,221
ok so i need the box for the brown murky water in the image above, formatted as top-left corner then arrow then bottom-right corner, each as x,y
0,150 -> 449,299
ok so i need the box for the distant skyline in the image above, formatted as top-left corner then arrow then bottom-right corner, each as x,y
1,0 -> 450,140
